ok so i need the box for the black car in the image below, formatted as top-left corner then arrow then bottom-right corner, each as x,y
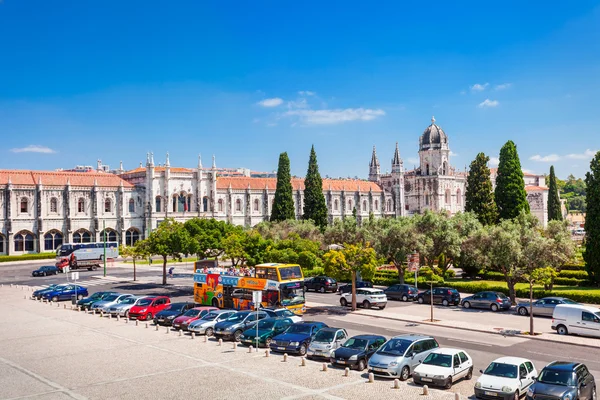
32,266 -> 60,277
304,276 -> 338,293
384,284 -> 419,301
330,335 -> 387,371
417,287 -> 461,306
153,302 -> 197,326
338,281 -> 373,294
526,361 -> 596,400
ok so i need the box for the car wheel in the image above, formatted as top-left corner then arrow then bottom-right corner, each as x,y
400,366 -> 410,381
265,337 -> 272,347
319,286 -> 325,293
442,299 -> 449,307
518,307 -> 528,316
299,343 -> 307,356
43,272 -> 47,277
146,313 -> 153,321
417,297 -> 424,304
401,295 -> 408,302
205,327 -> 214,337
304,285 -> 309,292
380,305 -> 386,310
51,296 -> 58,302
234,330 -> 243,342
490,303 -> 499,312
124,310 -> 129,318
444,377 -> 452,390
77,294 -> 84,300
557,325 -> 568,335
340,298 -> 348,307
513,390 -> 519,400
357,359 -> 366,371
465,367 -> 473,380
363,300 -> 371,309
463,301 -> 471,309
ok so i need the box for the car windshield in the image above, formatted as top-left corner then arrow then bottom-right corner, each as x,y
201,313 -> 219,321
163,303 -> 186,311
226,313 -> 249,322
423,353 -> 453,367
377,339 -> 412,356
342,338 -> 368,349
256,320 -> 276,330
117,296 -> 131,303
88,292 -> 103,299
561,299 -> 578,304
484,362 -> 518,379
313,330 -> 336,342
120,297 -> 137,305
538,369 -> 575,386
497,293 -> 508,299
183,309 -> 201,317
369,290 -> 384,295
285,324 -> 312,334
137,298 -> 152,306
103,295 -> 119,302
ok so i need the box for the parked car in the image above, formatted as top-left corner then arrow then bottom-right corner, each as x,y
31,266 -> 60,277
270,321 -> 328,356
330,335 -> 386,371
188,310 -> 236,336
128,296 -> 170,321
240,317 -> 294,347
33,284 -> 65,299
108,296 -> 145,317
368,334 -> 440,380
213,310 -> 269,342
417,287 -> 461,306
153,302 -> 197,326
304,276 -> 338,293
474,357 -> 537,400
384,284 -> 419,302
461,291 -> 512,312
307,327 -> 348,360
526,361 -> 596,400
552,304 -> 600,338
340,288 -> 387,309
77,291 -> 119,310
91,293 -> 133,313
413,348 -> 473,389
41,284 -> 88,302
172,306 -> 218,331
261,307 -> 303,323
516,297 -> 579,317
338,281 -> 373,294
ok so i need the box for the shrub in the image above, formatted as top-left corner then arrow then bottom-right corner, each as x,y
404,274 -> 445,289
481,271 -> 505,281
445,269 -> 456,278
302,267 -> 325,278
561,264 -> 587,271
0,253 -> 56,263
558,270 -> 589,279
553,277 -> 583,286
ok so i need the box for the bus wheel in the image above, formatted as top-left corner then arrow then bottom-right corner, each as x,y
211,298 -> 219,308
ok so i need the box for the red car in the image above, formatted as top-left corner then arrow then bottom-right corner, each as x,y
172,306 -> 218,331
129,296 -> 170,321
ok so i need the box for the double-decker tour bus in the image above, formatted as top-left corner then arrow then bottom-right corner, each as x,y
193,263 -> 306,315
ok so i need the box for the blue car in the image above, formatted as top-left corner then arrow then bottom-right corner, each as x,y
41,284 -> 89,302
270,321 -> 328,356
33,284 -> 66,299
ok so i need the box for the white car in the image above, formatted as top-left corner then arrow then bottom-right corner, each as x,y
474,357 -> 537,400
413,348 -> 473,389
340,288 -> 387,309
263,308 -> 303,323
92,293 -> 134,313
307,327 -> 348,359
188,310 -> 237,336
108,296 -> 145,317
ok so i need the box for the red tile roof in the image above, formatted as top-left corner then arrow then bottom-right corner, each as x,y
0,170 -> 134,188
525,185 -> 548,191
216,177 -> 383,192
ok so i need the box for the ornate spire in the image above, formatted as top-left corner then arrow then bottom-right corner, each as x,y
198,154 -> 202,169
165,152 -> 170,167
212,155 -> 216,169
150,152 -> 154,166
119,161 -> 123,171
392,142 -> 402,166
146,152 -> 150,166
369,146 -> 380,167
431,115 -> 436,124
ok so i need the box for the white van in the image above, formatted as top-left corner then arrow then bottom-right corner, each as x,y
551,304 -> 600,338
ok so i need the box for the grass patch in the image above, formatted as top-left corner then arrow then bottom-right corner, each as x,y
0,253 -> 56,263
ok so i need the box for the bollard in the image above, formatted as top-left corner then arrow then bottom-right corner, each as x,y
368,373 -> 374,383
191,332 -> 195,340
109,312 -> 112,319
100,311 -> 104,318
136,320 -> 139,326
248,345 -> 253,353
393,379 -> 400,389
145,322 -> 149,329
179,329 -> 182,337
10,284 -> 13,287
422,385 -> 429,395
454,393 -> 460,400
57,303 -> 60,307
232,342 -> 237,351
265,349 -> 270,358
24,295 -> 27,300
155,325 -> 159,331
125,317 -> 128,324
344,367 -> 350,377
166,327 -> 169,334
22,286 -> 24,291
283,353 -> 288,362
116,315 -> 120,321
300,357 -> 305,367
322,363 -> 328,372
64,304 -> 66,309
77,306 -> 81,312
218,339 -> 223,346
203,335 -> 207,343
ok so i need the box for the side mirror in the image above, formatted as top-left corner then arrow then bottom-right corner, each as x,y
479,369 -> 484,374
411,352 -> 417,358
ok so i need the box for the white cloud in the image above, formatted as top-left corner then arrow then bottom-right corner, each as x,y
478,99 -> 499,108
10,145 -> 56,154
495,83 -> 512,91
449,151 -> 458,157
470,83 -> 489,92
257,97 -> 284,107
565,149 -> 597,160
298,91 -> 316,96
489,157 -> 500,166
530,154 -> 561,162
284,108 -> 385,125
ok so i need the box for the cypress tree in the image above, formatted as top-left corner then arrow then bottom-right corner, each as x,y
271,152 -> 296,222
465,152 -> 498,225
302,145 -> 328,229
547,165 -> 563,221
494,140 -> 530,221
584,151 -> 600,285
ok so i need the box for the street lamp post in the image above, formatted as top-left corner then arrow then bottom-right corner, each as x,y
103,220 -> 107,277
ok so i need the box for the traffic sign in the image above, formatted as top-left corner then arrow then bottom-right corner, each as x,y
71,272 -> 79,281
407,252 -> 420,272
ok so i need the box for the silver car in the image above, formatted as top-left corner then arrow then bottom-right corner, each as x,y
91,293 -> 134,313
516,297 -> 578,317
188,310 -> 236,336
368,334 -> 439,380
108,296 -> 146,317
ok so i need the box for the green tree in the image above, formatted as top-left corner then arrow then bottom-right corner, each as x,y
465,152 -> 498,225
323,243 -> 378,311
543,220 -> 575,289
145,219 -> 195,285
119,240 -> 150,281
584,151 -> 600,285
254,220 -> 323,243
303,145 -> 328,230
523,267 -> 557,335
323,217 -> 365,245
271,152 -> 296,222
547,165 -> 563,221
184,218 -> 236,259
495,140 -> 530,221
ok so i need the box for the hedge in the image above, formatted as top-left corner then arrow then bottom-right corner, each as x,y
561,264 -> 586,271
302,267 -> 325,278
0,253 -> 56,263
558,270 -> 589,279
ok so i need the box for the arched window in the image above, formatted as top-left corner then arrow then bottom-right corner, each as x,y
104,198 -> 112,213
217,199 -> 224,212
44,230 -> 63,251
386,199 -> 392,212
235,199 -> 242,212
50,197 -> 58,213
77,198 -> 85,213
456,189 -> 462,206
253,199 -> 259,212
0,234 -> 5,254
348,199 -> 352,210
73,229 -> 92,244
445,189 -> 451,204
374,200 -> 379,211
425,193 -> 430,206
155,196 -> 162,212
100,229 -> 117,243
20,197 -> 28,213
362,200 -> 367,212
425,164 -> 430,176
203,197 -> 209,212
442,161 -> 448,175
334,199 -> 339,211
125,228 -> 140,246
14,231 -> 35,252
128,198 -> 135,213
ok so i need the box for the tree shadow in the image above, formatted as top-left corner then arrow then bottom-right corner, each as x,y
305,305 -> 351,317
111,283 -> 195,298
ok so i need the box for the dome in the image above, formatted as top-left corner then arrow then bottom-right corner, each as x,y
420,116 -> 448,150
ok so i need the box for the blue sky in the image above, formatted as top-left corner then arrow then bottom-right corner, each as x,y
1,1 -> 599,179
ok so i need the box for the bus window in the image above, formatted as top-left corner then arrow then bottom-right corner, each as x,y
256,267 -> 278,281
279,266 -> 302,280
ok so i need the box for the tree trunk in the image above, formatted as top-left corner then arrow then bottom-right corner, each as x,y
162,255 -> 168,285
133,258 -> 137,281
507,279 -> 517,305
529,281 -> 535,335
395,262 -> 405,284
351,271 -> 357,311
